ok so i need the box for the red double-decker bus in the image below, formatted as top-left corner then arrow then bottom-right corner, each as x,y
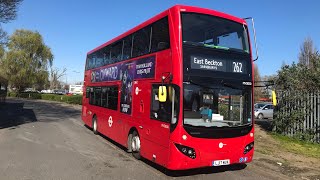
82,5 -> 256,170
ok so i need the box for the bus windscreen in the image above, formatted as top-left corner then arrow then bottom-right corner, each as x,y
181,12 -> 250,54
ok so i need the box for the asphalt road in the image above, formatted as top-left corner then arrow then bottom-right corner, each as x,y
0,98 -> 289,180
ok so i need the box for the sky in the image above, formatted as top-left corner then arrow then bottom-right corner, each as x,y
3,0 -> 320,83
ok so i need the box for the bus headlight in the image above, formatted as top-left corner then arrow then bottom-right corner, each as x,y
244,142 -> 254,154
175,144 -> 196,159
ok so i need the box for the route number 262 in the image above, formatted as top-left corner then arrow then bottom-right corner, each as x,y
233,62 -> 243,73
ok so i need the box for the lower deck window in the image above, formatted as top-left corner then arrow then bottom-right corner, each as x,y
87,86 -> 119,110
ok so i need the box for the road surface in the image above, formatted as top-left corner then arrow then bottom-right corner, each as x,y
0,98 -> 291,180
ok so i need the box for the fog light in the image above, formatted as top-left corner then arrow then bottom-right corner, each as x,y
175,144 -> 196,159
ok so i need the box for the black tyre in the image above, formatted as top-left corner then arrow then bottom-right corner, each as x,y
131,131 -> 141,159
258,113 -> 264,120
92,116 -> 98,135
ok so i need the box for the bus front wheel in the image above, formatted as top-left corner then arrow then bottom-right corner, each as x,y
131,131 -> 141,160
92,116 -> 98,135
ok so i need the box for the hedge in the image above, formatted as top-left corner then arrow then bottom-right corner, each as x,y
7,92 -> 82,105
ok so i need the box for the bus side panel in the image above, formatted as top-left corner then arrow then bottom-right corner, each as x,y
132,81 -> 171,167
99,108 -> 124,143
81,90 -> 91,127
82,72 -> 92,127
81,104 -> 89,126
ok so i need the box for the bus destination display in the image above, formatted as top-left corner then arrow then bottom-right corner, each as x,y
190,55 -> 246,74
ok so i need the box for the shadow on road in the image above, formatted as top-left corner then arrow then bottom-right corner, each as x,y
0,102 -> 37,129
142,158 -> 247,177
84,125 -> 247,177
84,124 -> 129,153
255,119 -> 274,132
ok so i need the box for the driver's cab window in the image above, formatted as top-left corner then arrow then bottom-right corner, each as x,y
150,84 -> 178,122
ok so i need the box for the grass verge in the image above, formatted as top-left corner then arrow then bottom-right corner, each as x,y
271,133 -> 320,159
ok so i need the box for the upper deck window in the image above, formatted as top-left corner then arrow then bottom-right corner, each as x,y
86,16 -> 170,70
132,27 -> 151,58
181,13 -> 249,54
111,41 -> 123,63
151,17 -> 170,53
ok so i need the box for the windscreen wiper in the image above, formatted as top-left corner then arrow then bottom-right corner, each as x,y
183,41 -> 230,51
203,44 -> 229,50
183,41 -> 204,47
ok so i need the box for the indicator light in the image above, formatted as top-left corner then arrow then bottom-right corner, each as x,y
175,144 -> 196,159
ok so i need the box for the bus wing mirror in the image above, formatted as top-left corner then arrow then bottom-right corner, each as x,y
158,86 -> 167,102
272,90 -> 277,106
243,17 -> 258,61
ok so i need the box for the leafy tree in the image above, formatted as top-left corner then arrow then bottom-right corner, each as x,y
0,0 -> 23,45
0,44 -> 4,57
0,29 -> 53,92
0,28 -> 8,45
275,56 -> 320,92
273,38 -> 320,140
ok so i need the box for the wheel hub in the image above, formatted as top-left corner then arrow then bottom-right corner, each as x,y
93,120 -> 97,131
131,136 -> 140,152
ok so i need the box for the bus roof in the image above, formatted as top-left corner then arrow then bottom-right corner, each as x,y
87,5 -> 247,55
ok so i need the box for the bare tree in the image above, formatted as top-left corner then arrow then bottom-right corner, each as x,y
298,37 -> 318,69
254,65 -> 264,102
49,67 -> 66,90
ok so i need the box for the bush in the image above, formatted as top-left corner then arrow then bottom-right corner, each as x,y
7,92 -> 17,97
18,92 -> 42,99
8,92 -> 83,105
54,95 -> 64,102
65,95 -> 83,105
41,94 -> 56,101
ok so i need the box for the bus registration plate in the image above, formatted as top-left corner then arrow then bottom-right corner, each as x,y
212,159 -> 230,166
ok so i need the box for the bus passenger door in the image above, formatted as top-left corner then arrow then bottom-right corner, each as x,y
146,84 -> 174,165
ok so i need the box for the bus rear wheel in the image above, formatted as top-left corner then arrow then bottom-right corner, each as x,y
131,131 -> 141,160
92,116 -> 98,135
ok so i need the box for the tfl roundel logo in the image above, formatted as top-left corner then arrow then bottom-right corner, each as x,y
219,142 -> 226,148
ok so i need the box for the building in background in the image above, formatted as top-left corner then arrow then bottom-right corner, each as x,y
69,85 -> 83,95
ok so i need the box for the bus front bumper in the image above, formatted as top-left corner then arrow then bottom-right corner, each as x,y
166,140 -> 254,170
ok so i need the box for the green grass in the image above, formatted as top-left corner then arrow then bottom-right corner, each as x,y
255,148 -> 273,155
271,133 -> 320,159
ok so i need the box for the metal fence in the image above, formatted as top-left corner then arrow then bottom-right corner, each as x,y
274,91 -> 320,143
